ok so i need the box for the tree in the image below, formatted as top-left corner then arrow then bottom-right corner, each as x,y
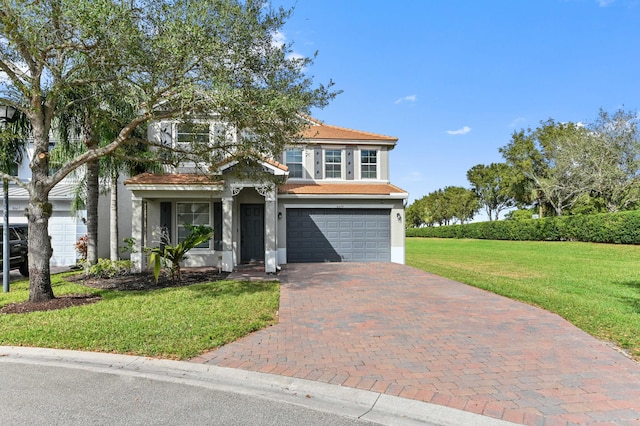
466,163 -> 515,221
405,198 -> 427,228
442,186 -> 479,224
500,119 -> 590,216
52,87 -> 159,264
53,87 -> 103,267
423,189 -> 450,226
413,186 -> 479,226
499,128 -> 546,215
0,0 -> 336,302
583,108 -> 640,212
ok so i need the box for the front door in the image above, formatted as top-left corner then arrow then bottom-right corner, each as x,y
240,204 -> 264,263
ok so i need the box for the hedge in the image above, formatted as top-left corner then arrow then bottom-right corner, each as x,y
405,210 -> 640,244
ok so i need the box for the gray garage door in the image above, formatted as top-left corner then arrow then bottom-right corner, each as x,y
287,208 -> 390,263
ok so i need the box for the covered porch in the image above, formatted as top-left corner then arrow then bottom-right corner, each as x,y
124,172 -> 281,275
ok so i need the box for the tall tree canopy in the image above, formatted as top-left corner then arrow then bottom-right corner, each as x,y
466,162 -> 515,221
500,110 -> 640,217
500,119 -> 591,216
0,0 -> 336,301
407,186 -> 479,227
583,109 -> 640,212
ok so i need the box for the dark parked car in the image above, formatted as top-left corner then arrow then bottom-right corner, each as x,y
0,224 -> 29,277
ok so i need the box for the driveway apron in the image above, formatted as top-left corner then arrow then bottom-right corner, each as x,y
192,263 -> 640,425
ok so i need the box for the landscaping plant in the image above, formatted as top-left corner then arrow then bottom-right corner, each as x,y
147,225 -> 214,283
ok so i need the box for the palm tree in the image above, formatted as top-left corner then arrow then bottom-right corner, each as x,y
52,87 -> 160,265
101,142 -> 161,261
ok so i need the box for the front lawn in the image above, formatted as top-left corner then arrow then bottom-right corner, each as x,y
0,273 -> 279,359
406,238 -> 640,360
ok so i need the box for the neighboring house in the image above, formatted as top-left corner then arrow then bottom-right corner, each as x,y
0,138 -> 132,268
0,141 -> 88,267
124,116 -> 408,274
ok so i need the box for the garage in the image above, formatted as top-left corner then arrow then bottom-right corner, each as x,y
286,208 -> 390,263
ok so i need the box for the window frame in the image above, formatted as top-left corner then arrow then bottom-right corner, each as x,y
175,121 -> 211,150
285,148 -> 304,179
324,149 -> 342,179
360,149 -> 378,179
176,202 -> 212,250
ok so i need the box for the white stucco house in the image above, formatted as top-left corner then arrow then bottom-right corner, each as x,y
1,116 -> 407,273
124,116 -> 408,274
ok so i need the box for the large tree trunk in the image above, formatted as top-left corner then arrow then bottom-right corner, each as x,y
110,170 -> 119,261
27,199 -> 54,302
27,110 -> 55,302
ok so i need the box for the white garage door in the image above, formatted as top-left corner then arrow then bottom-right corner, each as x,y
49,215 -> 84,267
287,208 -> 390,263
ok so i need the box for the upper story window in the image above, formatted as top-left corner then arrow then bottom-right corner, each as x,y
176,122 -> 210,149
285,148 -> 303,178
325,149 -> 342,179
361,150 -> 377,179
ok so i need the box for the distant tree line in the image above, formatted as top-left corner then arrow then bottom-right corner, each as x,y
406,108 -> 640,228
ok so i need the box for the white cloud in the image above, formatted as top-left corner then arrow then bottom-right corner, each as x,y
271,30 -> 306,66
271,30 -> 287,48
446,126 -> 471,135
597,0 -> 614,6
508,117 -> 526,128
286,52 -> 305,62
406,171 -> 424,182
394,95 -> 417,105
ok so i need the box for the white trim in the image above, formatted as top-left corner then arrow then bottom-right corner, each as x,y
278,193 -> 407,201
126,184 -> 223,192
216,158 -> 288,176
282,203 -> 395,209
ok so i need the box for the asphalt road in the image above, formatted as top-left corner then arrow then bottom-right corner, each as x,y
0,347 -> 514,426
0,362 -> 377,426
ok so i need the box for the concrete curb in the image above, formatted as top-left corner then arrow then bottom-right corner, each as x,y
0,346 -> 517,426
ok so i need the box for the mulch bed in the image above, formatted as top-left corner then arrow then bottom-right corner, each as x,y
0,269 -> 229,315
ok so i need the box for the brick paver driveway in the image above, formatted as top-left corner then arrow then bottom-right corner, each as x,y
192,263 -> 640,425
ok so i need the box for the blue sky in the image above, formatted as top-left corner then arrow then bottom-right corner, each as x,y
278,0 -> 640,209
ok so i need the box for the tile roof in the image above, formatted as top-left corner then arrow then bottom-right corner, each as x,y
279,182 -> 407,196
300,117 -> 398,142
124,173 -> 223,186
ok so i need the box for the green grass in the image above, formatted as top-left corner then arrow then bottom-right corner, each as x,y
0,273 -> 279,359
407,238 -> 640,359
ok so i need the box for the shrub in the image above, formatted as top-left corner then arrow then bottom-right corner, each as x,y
75,235 -> 88,260
406,210 -> 640,244
147,224 -> 214,283
85,259 -> 134,278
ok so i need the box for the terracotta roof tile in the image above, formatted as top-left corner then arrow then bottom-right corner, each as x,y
300,118 -> 397,142
124,173 -> 222,186
279,182 -> 407,195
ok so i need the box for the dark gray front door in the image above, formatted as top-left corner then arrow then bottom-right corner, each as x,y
286,208 -> 390,263
240,204 -> 264,263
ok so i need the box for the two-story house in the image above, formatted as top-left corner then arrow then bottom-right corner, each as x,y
124,116 -> 408,274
